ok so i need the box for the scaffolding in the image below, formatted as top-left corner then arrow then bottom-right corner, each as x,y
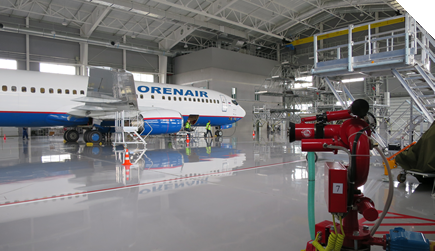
310,13 -> 435,148
113,111 -> 148,148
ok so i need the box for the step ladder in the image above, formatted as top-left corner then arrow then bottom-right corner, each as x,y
113,110 -> 149,148
392,65 -> 435,124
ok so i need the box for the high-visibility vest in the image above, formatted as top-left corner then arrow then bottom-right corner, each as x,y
206,122 -> 211,130
185,122 -> 191,129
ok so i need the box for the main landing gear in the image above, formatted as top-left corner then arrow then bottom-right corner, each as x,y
215,130 -> 223,137
63,129 -> 103,144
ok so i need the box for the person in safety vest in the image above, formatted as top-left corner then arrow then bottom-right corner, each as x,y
185,119 -> 192,132
205,120 -> 212,138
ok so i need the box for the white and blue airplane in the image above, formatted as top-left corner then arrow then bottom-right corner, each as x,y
0,67 -> 245,142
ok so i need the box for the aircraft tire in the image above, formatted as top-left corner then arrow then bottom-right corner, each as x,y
63,129 -> 70,141
83,131 -> 91,143
66,130 -> 79,143
88,131 -> 102,144
216,130 -> 223,137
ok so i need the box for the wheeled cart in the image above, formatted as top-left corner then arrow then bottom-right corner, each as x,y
397,170 -> 435,197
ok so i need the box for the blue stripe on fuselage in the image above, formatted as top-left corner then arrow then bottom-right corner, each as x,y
0,112 -> 89,127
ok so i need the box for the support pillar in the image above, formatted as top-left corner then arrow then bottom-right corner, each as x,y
158,55 -> 168,84
80,43 -> 88,76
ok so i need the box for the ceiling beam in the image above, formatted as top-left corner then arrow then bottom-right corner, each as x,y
88,0 -> 249,40
150,0 -> 283,39
159,24 -> 196,50
80,5 -> 111,38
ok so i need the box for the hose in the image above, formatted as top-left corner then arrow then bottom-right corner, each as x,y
334,216 -> 345,251
307,152 -> 316,241
370,146 -> 394,236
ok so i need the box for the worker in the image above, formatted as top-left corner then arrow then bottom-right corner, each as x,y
22,127 -> 29,140
185,119 -> 192,132
205,120 -> 212,138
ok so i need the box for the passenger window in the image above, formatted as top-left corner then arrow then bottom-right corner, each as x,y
162,96 -> 165,100
184,97 -> 187,101
193,98 -> 196,102
202,99 -> 204,102
31,87 -> 35,93
168,96 -> 171,101
174,96 -> 176,101
80,90 -> 85,95
2,85 -> 7,92
11,86 -> 16,92
206,99 -> 208,103
179,97 -> 182,101
217,100 -> 219,104
57,89 -> 62,94
73,90 -> 77,95
22,87 -> 27,92
65,89 -> 70,94
151,95 -> 154,99
40,88 -> 45,94
140,94 -> 143,99
49,88 -> 54,94
189,98 -> 191,101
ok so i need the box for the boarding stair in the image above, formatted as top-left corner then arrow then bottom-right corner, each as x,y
309,13 -> 435,148
113,110 -> 148,148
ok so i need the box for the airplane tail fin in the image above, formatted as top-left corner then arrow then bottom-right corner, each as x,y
69,67 -> 139,119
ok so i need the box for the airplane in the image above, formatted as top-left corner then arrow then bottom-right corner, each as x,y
0,67 -> 246,143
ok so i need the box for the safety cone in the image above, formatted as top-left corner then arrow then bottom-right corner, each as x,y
3,134 -> 6,141
186,134 -> 190,143
252,130 -> 255,139
123,148 -> 132,165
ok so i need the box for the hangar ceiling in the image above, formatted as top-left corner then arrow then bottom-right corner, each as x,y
0,0 -> 404,57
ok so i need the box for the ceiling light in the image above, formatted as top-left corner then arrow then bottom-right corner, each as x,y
51,31 -> 56,35
131,33 -> 136,39
184,43 -> 188,49
360,13 -> 364,17
342,77 -> 364,83
62,19 -> 67,26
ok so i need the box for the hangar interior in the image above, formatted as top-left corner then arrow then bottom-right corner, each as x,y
0,0 -> 434,250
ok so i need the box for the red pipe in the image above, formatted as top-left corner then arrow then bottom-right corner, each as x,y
340,119 -> 370,187
302,110 -> 353,123
301,139 -> 345,152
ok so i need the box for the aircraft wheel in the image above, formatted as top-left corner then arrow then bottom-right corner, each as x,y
397,173 -> 406,183
88,131 -> 102,144
65,129 -> 79,143
83,131 -> 91,143
63,129 -> 70,141
216,130 -> 223,137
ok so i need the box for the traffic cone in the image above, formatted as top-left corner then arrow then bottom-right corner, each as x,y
123,148 -> 132,165
3,134 -> 6,141
252,130 -> 255,139
186,134 -> 190,143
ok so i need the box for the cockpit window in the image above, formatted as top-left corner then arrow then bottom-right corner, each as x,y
232,100 -> 239,105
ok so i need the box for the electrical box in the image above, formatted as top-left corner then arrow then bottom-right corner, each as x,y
325,162 -> 348,213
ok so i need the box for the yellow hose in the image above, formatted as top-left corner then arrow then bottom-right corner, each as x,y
334,216 -> 345,251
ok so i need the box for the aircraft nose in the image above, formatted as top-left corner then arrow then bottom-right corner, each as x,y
240,106 -> 246,118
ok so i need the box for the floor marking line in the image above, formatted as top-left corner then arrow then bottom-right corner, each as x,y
0,159 -> 304,207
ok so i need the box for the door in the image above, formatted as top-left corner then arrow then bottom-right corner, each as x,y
220,95 -> 227,112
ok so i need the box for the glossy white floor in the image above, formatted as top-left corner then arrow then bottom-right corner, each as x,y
0,133 -> 434,251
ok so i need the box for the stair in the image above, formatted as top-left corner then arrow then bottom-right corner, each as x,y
392,65 -> 435,124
